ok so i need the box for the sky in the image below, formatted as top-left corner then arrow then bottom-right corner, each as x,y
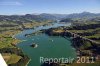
0,0 -> 100,15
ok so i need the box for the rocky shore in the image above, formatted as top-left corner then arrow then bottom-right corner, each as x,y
42,27 -> 100,65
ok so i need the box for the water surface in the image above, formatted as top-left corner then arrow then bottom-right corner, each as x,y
15,22 -> 76,66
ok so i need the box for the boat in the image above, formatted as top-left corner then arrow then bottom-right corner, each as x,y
51,40 -> 53,42
32,39 -> 34,40
22,40 -> 27,41
30,43 -> 38,48
49,39 -> 54,42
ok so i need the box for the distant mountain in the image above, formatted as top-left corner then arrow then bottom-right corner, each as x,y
39,12 -> 100,20
0,13 -> 66,23
39,13 -> 57,20
60,12 -> 100,22
50,14 -> 67,19
0,14 -> 54,23
0,12 -> 100,23
39,13 -> 67,20
65,12 -> 100,19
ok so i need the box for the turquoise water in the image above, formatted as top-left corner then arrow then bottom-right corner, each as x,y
15,23 -> 76,66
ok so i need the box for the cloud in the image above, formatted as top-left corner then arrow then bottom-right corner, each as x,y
0,1 -> 22,6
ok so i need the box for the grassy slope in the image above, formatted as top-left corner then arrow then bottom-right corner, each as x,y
2,53 -> 22,64
0,30 -> 21,49
0,20 -> 53,65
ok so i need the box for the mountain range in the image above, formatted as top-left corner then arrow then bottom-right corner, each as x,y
0,12 -> 100,23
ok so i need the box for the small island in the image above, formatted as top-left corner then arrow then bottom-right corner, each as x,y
30,43 -> 38,48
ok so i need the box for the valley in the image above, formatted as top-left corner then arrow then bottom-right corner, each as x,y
0,12 -> 100,66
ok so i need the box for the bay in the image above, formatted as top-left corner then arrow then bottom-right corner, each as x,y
15,22 -> 77,66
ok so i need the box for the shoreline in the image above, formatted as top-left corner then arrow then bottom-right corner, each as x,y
12,30 -> 31,66
43,27 -> 100,65
26,59 -> 31,66
13,22 -> 72,66
12,22 -> 53,66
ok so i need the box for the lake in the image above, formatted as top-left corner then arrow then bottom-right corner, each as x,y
15,22 -> 77,66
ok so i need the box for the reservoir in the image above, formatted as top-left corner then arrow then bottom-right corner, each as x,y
15,22 -> 77,66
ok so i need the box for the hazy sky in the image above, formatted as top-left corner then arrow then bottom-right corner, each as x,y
0,0 -> 100,15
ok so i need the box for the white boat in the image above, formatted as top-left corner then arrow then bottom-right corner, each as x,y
51,40 -> 54,42
49,39 -> 54,42
30,43 -> 38,48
